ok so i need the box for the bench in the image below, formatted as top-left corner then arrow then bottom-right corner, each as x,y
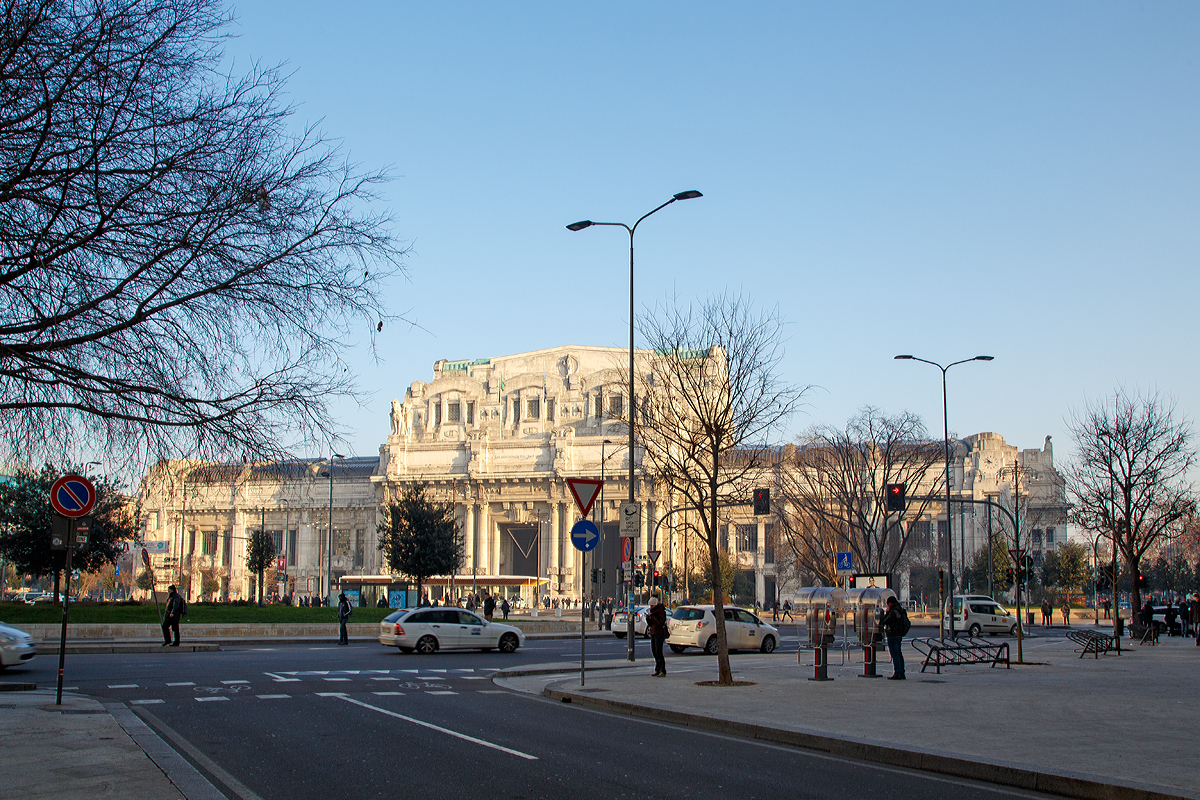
1066,629 -> 1118,658
909,636 -> 1011,674
1128,622 -> 1158,645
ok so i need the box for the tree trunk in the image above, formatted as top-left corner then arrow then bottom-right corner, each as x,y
258,568 -> 263,606
709,485 -> 734,685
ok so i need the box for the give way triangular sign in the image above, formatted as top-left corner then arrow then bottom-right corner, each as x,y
566,478 -> 603,517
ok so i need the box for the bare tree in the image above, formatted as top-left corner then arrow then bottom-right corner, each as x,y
0,0 -> 404,465
634,294 -> 809,685
774,407 -> 944,586
1067,389 -> 1196,613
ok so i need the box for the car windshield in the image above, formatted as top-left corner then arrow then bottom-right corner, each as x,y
672,608 -> 706,621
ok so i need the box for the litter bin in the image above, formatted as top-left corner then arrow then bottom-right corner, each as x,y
1027,611 -> 1035,627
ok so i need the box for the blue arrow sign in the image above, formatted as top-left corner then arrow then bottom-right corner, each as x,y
570,520 -> 599,552
836,551 -> 853,572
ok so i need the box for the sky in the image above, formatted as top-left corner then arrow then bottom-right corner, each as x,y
221,2 -> 1199,467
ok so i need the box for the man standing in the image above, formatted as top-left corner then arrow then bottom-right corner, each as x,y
646,594 -> 669,677
162,585 -> 185,647
882,596 -> 908,681
337,591 -> 352,645
483,593 -> 496,621
1190,593 -> 1200,646
1041,598 -> 1052,627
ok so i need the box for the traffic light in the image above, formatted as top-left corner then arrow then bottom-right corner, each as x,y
617,568 -> 625,584
590,568 -> 598,584
635,572 -> 644,588
1136,573 -> 1146,589
938,568 -> 945,597
885,483 -> 907,512
1005,567 -> 1014,588
599,568 -> 606,586
753,488 -> 770,516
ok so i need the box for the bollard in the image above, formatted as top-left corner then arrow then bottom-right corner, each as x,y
860,644 -> 880,678
809,645 -> 833,681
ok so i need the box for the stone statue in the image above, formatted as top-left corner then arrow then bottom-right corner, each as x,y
391,398 -> 411,439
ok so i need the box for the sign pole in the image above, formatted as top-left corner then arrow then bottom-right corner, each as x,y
55,519 -> 74,706
580,547 -> 586,687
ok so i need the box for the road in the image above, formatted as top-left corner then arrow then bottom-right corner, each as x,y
12,631 -> 1064,800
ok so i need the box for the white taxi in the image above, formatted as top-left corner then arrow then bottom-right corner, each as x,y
379,607 -> 524,654
0,620 -> 37,668
666,605 -> 779,654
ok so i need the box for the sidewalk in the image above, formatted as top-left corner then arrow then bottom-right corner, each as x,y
496,634 -> 1199,800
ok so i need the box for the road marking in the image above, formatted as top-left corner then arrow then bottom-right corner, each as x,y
264,672 -> 300,682
109,684 -> 138,689
462,676 -> 489,680
370,677 -> 399,681
221,680 -> 249,684
478,690 -> 508,694
323,678 -> 351,682
316,692 -> 345,697
372,691 -> 405,696
195,697 -> 229,702
328,695 -> 537,760
131,699 -> 165,705
256,694 -> 290,699
427,691 -> 457,695
166,682 -> 195,687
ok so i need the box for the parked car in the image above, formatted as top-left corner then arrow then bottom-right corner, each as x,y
666,605 -> 779,654
944,595 -> 1018,636
0,620 -> 37,669
611,605 -> 649,639
378,607 -> 524,654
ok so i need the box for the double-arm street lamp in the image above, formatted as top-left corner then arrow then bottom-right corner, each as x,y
568,191 -> 702,659
895,354 -> 993,640
325,451 -> 344,604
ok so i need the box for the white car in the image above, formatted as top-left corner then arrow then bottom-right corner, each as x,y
946,595 -> 1018,637
611,605 -> 649,639
0,621 -> 37,669
379,607 -> 524,654
667,605 -> 780,654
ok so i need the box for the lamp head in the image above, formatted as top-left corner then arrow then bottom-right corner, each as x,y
673,190 -> 703,201
974,355 -> 994,361
566,220 -> 593,231
333,452 -> 345,459
894,355 -> 914,360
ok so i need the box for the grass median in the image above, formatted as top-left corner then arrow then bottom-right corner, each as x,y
0,603 -> 395,625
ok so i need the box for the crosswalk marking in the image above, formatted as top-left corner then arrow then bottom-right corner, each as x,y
427,691 -> 457,695
131,699 -> 164,705
166,682 -> 194,686
196,697 -> 229,702
257,694 -> 290,699
372,691 -> 405,696
323,678 -> 351,682
108,684 -> 138,689
221,680 -> 249,684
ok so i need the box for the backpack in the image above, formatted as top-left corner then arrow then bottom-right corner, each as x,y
897,606 -> 911,636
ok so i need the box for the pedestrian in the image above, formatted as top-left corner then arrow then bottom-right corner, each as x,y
162,584 -> 185,647
501,598 -> 510,620
782,599 -> 793,622
1061,600 -> 1070,627
1190,593 -> 1200,646
1102,598 -> 1111,620
646,593 -> 669,677
771,599 -> 779,623
484,593 -> 496,621
1041,599 -> 1052,627
337,591 -> 352,645
882,596 -> 909,680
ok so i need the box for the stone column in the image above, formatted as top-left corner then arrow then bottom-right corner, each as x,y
549,502 -> 560,595
465,504 -> 477,576
479,503 -> 490,574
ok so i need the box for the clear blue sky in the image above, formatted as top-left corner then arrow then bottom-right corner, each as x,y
225,2 -> 1199,465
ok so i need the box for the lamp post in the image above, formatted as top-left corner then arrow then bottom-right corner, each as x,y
282,499 -> 290,600
895,354 -> 993,640
569,191 -> 701,662
326,451 -> 344,604
996,460 -> 1035,663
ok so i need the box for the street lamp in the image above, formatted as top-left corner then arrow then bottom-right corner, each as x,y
895,354 -> 993,640
326,451 -> 344,604
568,190 -> 701,662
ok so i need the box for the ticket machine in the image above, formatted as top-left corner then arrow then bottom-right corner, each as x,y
795,586 -> 845,681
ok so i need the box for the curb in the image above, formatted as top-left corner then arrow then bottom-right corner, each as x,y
542,685 -> 1192,800
494,663 -> 635,679
0,682 -> 37,691
37,642 -> 224,654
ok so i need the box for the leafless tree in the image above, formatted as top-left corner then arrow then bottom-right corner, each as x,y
1067,389 -> 1196,612
0,0 -> 405,466
773,407 -> 944,585
634,293 -> 809,685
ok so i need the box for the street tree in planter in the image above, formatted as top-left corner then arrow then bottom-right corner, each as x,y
245,529 -> 277,607
378,484 -> 462,605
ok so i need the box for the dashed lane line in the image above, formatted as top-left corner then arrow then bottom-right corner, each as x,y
256,694 -> 290,699
372,691 -> 405,696
166,682 -> 195,686
221,680 -> 249,684
131,699 -> 165,705
427,691 -> 458,695
108,684 -> 138,689
195,697 -> 229,702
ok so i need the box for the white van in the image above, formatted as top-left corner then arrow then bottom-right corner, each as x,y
945,595 -> 1018,637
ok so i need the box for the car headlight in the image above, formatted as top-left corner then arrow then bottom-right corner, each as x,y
0,632 -> 16,644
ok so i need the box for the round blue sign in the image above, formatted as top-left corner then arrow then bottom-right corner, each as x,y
569,519 -> 599,552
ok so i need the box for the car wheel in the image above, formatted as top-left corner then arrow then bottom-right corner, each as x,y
669,644 -> 687,654
759,635 -> 777,654
704,635 -> 719,655
416,636 -> 438,654
499,633 -> 519,653
968,624 -> 981,637
398,646 -> 414,654
1009,624 -> 1018,636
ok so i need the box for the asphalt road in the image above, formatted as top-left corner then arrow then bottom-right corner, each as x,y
11,633 -> 1064,800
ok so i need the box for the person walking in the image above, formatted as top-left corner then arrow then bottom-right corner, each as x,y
500,598 -> 510,620
1061,600 -> 1071,628
882,596 -> 909,680
162,584 -> 185,647
646,593 -> 669,677
1041,599 -> 1052,627
337,591 -> 352,645
782,599 -> 794,623
1190,593 -> 1200,645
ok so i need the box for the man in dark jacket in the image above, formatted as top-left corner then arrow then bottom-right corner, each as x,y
483,594 -> 496,621
882,596 -> 907,680
1190,593 -> 1200,645
162,585 -> 185,647
337,591 -> 352,645
646,594 -> 669,677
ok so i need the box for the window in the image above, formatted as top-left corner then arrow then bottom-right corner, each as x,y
547,398 -> 555,422
764,524 -> 775,564
458,611 -> 484,625
354,531 -> 364,568
447,401 -> 461,423
286,530 -> 296,565
1045,527 -> 1055,545
1032,529 -> 1043,549
512,399 -> 520,423
909,520 -> 932,548
433,402 -> 442,426
734,609 -> 759,624
671,607 -> 706,621
608,393 -> 623,418
736,524 -> 758,552
334,530 -> 351,556
202,530 -> 217,556
720,524 -> 729,551
526,397 -> 540,420
466,401 -> 474,425
271,530 -> 284,554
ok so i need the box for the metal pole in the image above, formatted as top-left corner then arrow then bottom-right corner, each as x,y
987,502 -> 993,598
941,366 -> 956,640
55,519 -> 74,705
327,453 -> 335,604
626,229 -> 637,662
580,546 -> 587,687
1014,462 -> 1024,664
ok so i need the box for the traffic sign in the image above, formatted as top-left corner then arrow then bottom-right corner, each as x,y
565,478 -> 603,517
836,552 -> 854,572
277,556 -> 286,571
619,502 -> 641,536
622,537 -> 633,561
1009,548 -> 1025,562
50,474 -> 96,518
647,550 -> 661,565
141,548 -> 150,567
570,519 -> 600,552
